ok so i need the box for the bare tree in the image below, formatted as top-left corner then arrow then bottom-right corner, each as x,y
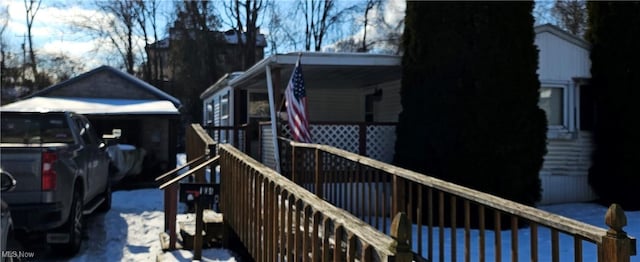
1,4 -> 18,103
67,0 -> 146,74
133,0 -> 162,81
100,0 -> 138,74
24,0 -> 41,79
0,4 -> 9,57
370,0 -> 403,54
359,0 -> 381,52
300,0 -> 344,51
169,1 -> 225,122
224,0 -> 264,69
39,52 -> 86,82
552,0 -> 587,37
333,0 -> 402,54
265,1 -> 299,54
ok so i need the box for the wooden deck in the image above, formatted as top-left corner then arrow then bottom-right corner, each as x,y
158,124 -> 636,261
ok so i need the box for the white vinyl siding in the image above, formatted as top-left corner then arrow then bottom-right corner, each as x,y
534,25 -> 595,204
307,88 -> 363,122
539,131 -> 597,204
213,96 -> 221,126
260,124 -> 277,170
368,80 -> 401,122
536,31 -> 590,81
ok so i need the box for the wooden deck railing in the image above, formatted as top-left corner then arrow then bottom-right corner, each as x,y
219,144 -> 413,261
203,124 -> 247,153
156,124 -> 218,260
279,138 -> 637,262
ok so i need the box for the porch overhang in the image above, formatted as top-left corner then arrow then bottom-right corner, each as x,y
226,52 -> 401,92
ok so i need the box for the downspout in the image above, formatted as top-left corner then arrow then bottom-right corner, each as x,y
265,65 -> 281,173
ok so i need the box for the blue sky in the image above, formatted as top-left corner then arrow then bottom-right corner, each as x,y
3,0 -> 407,69
3,0 -> 176,69
4,0 -> 552,72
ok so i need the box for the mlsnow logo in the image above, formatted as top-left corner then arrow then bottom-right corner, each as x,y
1,250 -> 36,259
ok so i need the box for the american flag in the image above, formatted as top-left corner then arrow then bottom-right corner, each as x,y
285,59 -> 312,143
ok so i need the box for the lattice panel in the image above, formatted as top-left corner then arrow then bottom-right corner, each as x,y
312,125 -> 359,153
366,125 -> 396,163
280,123 -> 360,154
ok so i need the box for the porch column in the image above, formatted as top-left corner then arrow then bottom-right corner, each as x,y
266,65 -> 281,173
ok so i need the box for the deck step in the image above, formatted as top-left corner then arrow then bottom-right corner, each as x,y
158,231 -> 183,251
178,209 -> 225,250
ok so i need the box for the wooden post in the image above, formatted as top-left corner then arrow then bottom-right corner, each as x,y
168,183 -> 177,250
314,149 -> 323,199
601,204 -> 633,262
193,198 -> 204,260
391,212 -> 412,262
291,146 -> 296,183
358,123 -> 367,157
393,176 -> 406,215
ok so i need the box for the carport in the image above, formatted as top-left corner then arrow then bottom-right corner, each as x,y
1,66 -> 182,182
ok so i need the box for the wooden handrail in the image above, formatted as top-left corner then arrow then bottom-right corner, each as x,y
280,139 -> 637,261
219,144 -> 400,260
154,154 -> 206,182
259,121 -> 398,126
159,155 -> 219,190
160,124 -> 218,253
283,139 -> 609,243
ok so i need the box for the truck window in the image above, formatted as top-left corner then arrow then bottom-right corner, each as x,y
1,114 -> 74,144
74,117 -> 97,145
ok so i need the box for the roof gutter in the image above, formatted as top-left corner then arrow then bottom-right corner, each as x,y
227,52 -> 401,89
228,55 -> 277,88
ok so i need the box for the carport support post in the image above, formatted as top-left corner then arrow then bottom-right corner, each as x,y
266,65 -> 281,173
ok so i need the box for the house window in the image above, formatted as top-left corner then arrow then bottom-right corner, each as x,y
248,92 -> 270,119
539,86 -> 565,128
206,102 -> 213,124
220,93 -> 229,126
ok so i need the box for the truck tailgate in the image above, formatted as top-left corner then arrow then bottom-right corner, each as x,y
0,146 -> 44,204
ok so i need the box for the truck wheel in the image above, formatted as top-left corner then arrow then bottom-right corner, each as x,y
53,190 -> 84,256
97,181 -> 112,212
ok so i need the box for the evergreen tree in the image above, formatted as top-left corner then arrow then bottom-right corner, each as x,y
587,2 -> 640,210
169,1 -> 225,124
395,2 -> 547,206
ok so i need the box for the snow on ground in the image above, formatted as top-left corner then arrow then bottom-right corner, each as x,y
401,202 -> 639,261
50,186 -> 635,262
70,188 -> 237,262
541,203 -> 639,262
61,153 -> 639,261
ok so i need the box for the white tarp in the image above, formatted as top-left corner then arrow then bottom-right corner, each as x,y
1,97 -> 179,115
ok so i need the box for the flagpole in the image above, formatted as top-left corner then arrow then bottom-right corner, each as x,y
278,53 -> 303,114
266,64 -> 281,173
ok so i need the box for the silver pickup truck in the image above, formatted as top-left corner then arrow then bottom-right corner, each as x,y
0,110 -> 111,256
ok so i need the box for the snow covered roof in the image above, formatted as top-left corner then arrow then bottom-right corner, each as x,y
223,30 -> 267,47
535,23 -> 589,50
1,97 -> 180,115
27,65 -> 182,109
152,30 -> 267,50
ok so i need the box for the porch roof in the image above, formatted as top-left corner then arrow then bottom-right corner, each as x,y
200,52 -> 401,98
